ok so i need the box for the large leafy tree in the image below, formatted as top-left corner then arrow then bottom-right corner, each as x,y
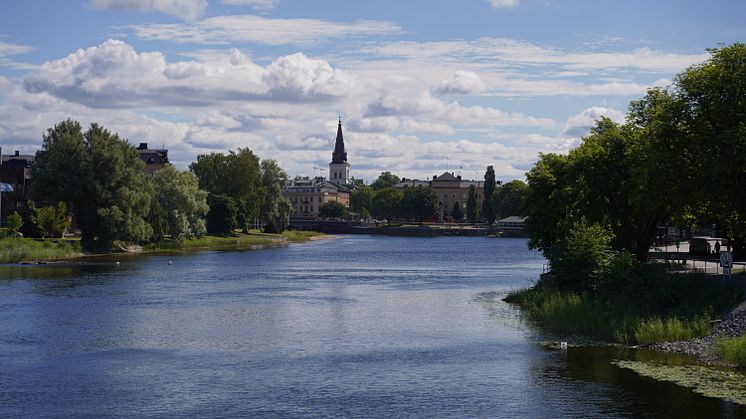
31,120 -> 153,249
402,185 -> 439,224
483,165 -> 497,225
370,188 -> 403,224
190,148 -> 262,233
370,171 -> 400,190
260,159 -> 293,233
152,165 -> 208,241
350,185 -> 373,217
466,184 -> 480,225
320,201 -> 347,219
494,180 -> 527,219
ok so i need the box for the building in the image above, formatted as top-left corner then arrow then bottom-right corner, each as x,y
392,172 -> 501,219
497,216 -> 527,229
136,143 -> 170,176
284,119 -> 352,218
0,150 -> 34,222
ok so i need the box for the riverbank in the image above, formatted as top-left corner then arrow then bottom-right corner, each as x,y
505,270 -> 746,367
0,230 -> 323,264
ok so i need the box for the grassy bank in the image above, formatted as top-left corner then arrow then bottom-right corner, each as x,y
146,230 -> 323,251
505,271 -> 744,345
0,238 -> 81,263
718,336 -> 746,367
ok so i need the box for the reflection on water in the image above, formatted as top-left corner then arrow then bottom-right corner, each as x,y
0,236 -> 744,417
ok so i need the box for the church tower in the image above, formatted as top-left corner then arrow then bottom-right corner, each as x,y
329,118 -> 350,186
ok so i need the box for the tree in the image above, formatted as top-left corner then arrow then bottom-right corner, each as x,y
350,185 -> 373,218
402,185 -> 439,223
152,165 -> 208,241
30,120 -> 153,249
370,171 -> 400,190
36,202 -> 70,239
483,166 -> 497,225
320,201 -> 347,219
7,212 -> 22,233
206,194 -> 237,235
190,148 -> 262,233
494,180 -> 527,219
260,160 -> 293,233
370,188 -> 403,224
451,201 -> 464,221
466,184 -> 480,225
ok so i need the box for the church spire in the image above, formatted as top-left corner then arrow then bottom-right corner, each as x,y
331,117 -> 347,164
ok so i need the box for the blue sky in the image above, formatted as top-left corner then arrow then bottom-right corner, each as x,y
0,0 -> 744,181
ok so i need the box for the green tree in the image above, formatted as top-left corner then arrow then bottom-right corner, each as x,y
36,202 -> 70,239
483,165 -> 497,224
494,180 -> 527,219
402,185 -> 439,224
7,212 -> 22,233
320,201 -> 347,219
350,185 -> 373,217
30,120 -> 152,249
370,188 -> 403,224
206,194 -> 237,235
260,160 -> 293,233
189,148 -> 262,233
466,184 -> 480,225
370,171 -> 400,190
152,165 -> 208,241
451,201 -> 463,221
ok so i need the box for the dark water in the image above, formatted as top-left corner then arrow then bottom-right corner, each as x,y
0,236 -> 744,418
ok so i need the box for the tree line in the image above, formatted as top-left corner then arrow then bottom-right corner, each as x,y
523,43 -> 746,264
15,119 -> 292,251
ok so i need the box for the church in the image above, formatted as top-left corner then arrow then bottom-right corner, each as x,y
283,119 -> 353,218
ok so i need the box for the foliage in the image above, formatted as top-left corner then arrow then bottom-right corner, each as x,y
319,201 -> 347,219
6,212 -> 22,233
548,222 -> 615,292
717,335 -> 746,367
206,194 -> 237,236
152,165 -> 208,241
30,120 -> 152,250
370,188 -> 403,224
0,238 -> 80,263
482,165 -> 497,225
260,159 -> 293,234
633,315 -> 710,344
494,179 -> 527,219
189,148 -> 262,233
401,185 -> 439,223
466,184 -> 479,224
350,185 -> 373,217
36,202 -> 71,239
451,201 -> 464,221
18,201 -> 40,238
370,171 -> 400,190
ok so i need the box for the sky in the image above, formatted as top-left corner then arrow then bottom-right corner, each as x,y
0,1 -> 744,182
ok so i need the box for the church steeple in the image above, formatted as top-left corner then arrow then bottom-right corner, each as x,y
331,117 -> 347,164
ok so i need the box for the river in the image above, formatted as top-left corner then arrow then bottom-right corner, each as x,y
1,235 -> 744,417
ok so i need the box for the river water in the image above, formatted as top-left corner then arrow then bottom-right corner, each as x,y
1,235 -> 744,417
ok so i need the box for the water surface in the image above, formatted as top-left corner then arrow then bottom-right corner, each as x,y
0,236 -> 743,417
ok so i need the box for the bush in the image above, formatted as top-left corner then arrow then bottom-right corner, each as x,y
548,222 -> 615,291
206,194 -> 237,236
319,201 -> 347,219
717,335 -> 746,366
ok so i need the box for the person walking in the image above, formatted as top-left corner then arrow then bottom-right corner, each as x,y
715,240 -> 721,255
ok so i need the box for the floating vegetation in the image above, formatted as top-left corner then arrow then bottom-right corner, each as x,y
613,360 -> 746,406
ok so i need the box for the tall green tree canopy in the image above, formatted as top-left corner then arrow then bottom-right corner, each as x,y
320,201 -> 347,219
483,165 -> 497,225
31,120 -> 152,249
494,180 -> 527,219
402,185 -> 439,223
152,165 -> 208,241
260,159 -> 293,233
370,188 -> 403,223
350,185 -> 373,217
466,184 -> 480,225
370,171 -> 400,190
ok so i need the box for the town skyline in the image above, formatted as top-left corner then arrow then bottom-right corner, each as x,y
1,0 -> 744,182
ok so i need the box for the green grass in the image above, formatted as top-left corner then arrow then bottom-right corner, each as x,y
145,230 -> 323,250
280,230 -> 322,242
0,238 -> 81,263
717,335 -> 746,367
505,272 -> 742,345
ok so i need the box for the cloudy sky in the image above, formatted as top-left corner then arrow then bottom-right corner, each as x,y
0,1 -> 743,182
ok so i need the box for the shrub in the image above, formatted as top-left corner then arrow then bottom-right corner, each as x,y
548,222 -> 615,291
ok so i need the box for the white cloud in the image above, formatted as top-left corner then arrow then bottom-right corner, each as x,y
88,0 -> 207,20
489,0 -> 517,8
132,15 -> 401,45
561,106 -> 625,138
23,40 -> 355,108
0,40 -> 34,57
221,0 -> 279,11
435,71 -> 487,95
